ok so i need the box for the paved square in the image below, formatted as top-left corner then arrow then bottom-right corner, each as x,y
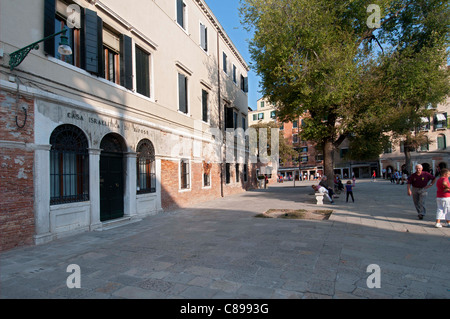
1,179 -> 449,299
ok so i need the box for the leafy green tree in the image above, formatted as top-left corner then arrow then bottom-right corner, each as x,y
240,0 -> 449,181
250,121 -> 297,166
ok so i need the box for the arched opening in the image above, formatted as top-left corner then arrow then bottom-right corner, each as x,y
421,163 -> 431,173
136,139 -> 156,194
100,133 -> 126,221
49,124 -> 89,205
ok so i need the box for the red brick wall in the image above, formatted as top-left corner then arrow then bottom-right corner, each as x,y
160,160 -> 256,210
0,91 -> 35,251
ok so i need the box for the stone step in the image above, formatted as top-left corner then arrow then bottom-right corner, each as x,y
97,216 -> 142,231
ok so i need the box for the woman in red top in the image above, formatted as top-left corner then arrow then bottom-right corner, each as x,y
435,168 -> 450,228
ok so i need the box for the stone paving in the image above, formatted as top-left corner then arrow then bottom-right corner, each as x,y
1,178 -> 449,300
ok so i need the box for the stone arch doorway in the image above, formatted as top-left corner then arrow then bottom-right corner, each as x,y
421,163 -> 431,173
100,133 -> 126,222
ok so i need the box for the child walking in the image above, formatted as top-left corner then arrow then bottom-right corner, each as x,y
345,180 -> 354,203
435,168 -> 450,228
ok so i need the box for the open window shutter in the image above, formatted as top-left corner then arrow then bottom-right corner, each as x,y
44,0 -> 56,56
97,16 -> 104,78
81,8 -> 100,74
200,23 -> 207,51
120,34 -> 133,90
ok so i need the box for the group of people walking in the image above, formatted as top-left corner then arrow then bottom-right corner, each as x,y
407,164 -> 450,228
311,164 -> 450,228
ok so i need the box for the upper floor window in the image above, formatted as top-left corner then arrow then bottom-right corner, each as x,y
135,46 -> 151,98
53,0 -> 81,67
223,52 -> 228,74
240,75 -> 248,93
178,73 -> 188,113
200,22 -> 208,51
176,0 -> 187,29
103,27 -> 121,85
202,89 -> 209,122
435,113 -> 447,130
233,65 -> 237,83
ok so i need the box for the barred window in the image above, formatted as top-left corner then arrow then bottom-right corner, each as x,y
180,159 -> 190,189
50,124 -> 89,205
136,139 -> 156,194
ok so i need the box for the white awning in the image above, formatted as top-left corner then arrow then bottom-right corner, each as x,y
421,117 -> 429,123
436,113 -> 446,121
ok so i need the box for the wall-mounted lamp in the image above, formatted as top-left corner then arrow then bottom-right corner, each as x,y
9,29 -> 72,70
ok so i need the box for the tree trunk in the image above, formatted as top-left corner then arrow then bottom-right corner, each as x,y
323,139 -> 335,187
404,149 -> 411,174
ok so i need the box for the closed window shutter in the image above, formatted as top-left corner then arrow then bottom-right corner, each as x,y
82,8 -> 100,74
136,47 -> 150,97
120,34 -> 133,90
44,0 -> 56,56
178,73 -> 187,113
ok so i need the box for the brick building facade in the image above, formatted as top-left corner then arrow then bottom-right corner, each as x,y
0,0 -> 255,251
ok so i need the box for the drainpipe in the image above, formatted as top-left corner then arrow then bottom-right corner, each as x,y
217,32 -> 224,197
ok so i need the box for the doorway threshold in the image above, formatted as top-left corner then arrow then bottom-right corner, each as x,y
98,216 -> 142,231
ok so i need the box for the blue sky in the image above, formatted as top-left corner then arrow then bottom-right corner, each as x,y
204,0 -> 262,110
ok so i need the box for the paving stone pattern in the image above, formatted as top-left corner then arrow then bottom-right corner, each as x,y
1,179 -> 449,299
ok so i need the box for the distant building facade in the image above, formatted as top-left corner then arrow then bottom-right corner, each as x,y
249,97 -> 324,180
380,98 -> 450,177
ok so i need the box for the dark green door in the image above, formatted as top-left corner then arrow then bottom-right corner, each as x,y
100,152 -> 124,221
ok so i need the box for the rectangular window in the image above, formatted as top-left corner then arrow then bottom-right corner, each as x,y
242,116 -> 246,130
261,101 -> 265,108
178,73 -> 188,113
225,105 -> 234,129
202,89 -> 209,122
176,0 -> 186,29
243,164 -> 248,182
235,164 -> 240,182
223,52 -> 227,73
234,111 -> 238,129
54,16 -> 81,67
135,46 -> 150,97
103,27 -> 121,84
271,111 -> 276,119
258,113 -> 264,120
435,113 -> 447,130
253,114 -> 257,121
241,75 -> 248,93
225,163 -> 231,184
293,134 -> 298,143
180,159 -> 190,189
200,22 -> 208,51
293,120 -> 298,128
203,172 -> 211,187
233,65 -> 237,83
